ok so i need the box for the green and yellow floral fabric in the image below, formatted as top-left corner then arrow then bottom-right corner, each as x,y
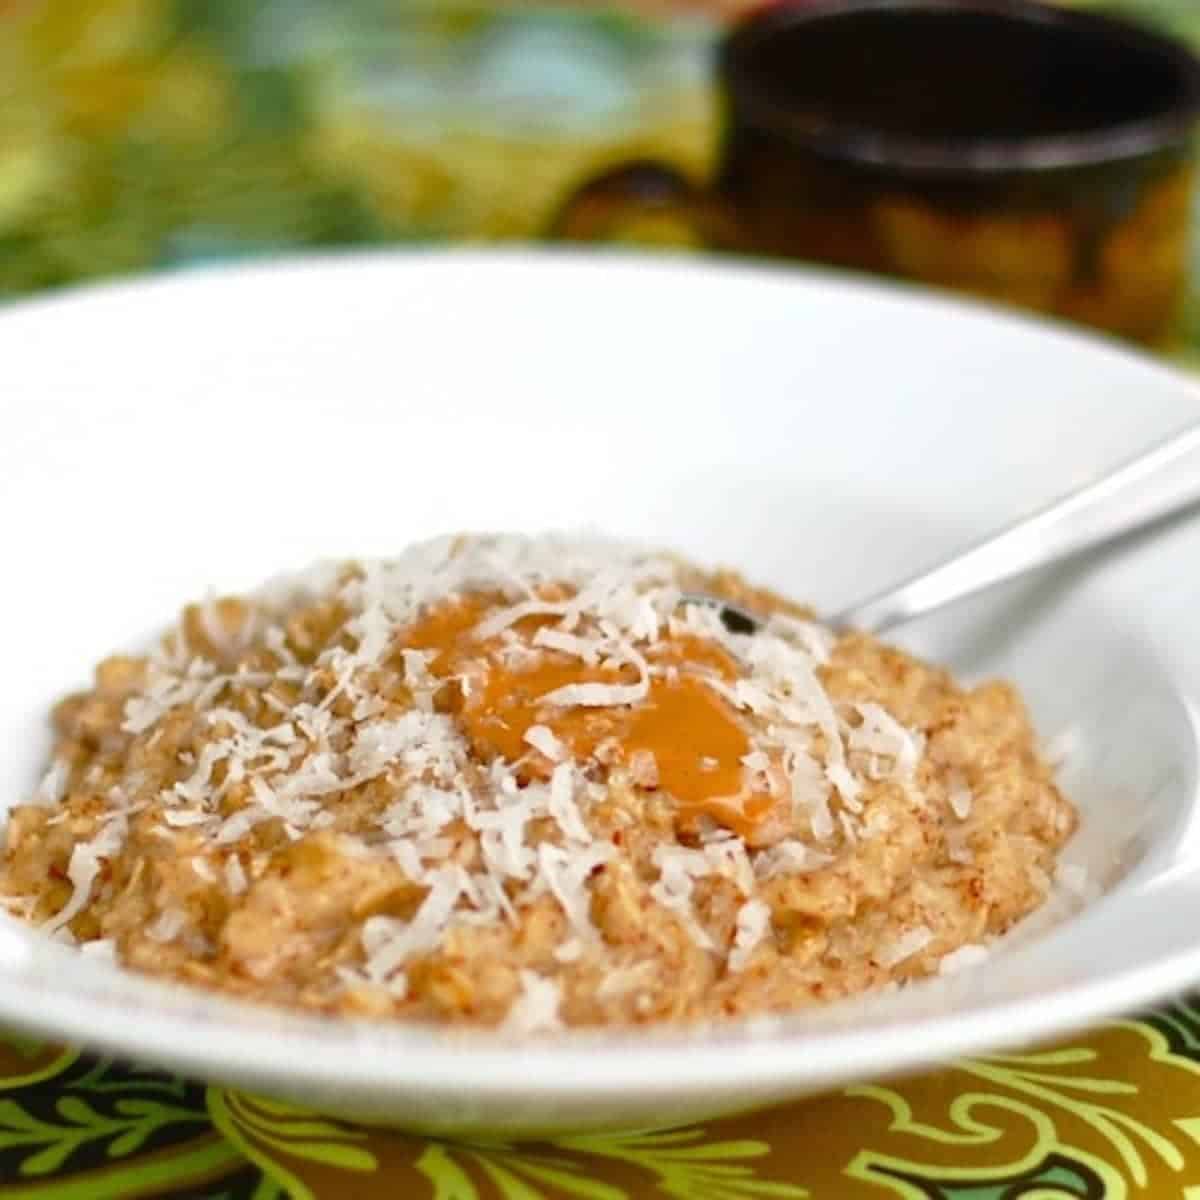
3,0 -> 1200,1195
3,997 -> 1200,1197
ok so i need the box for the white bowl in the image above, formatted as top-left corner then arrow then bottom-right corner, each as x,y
1,249 -> 1199,1133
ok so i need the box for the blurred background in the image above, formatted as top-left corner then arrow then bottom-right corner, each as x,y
0,0 -> 1197,343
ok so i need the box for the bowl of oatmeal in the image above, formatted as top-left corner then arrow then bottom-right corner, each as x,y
0,250 -> 1197,1132
1,533 -> 1076,1029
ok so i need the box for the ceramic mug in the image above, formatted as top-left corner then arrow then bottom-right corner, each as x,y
553,0 -> 1200,345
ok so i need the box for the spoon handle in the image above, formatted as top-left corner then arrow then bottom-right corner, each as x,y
836,420 -> 1200,636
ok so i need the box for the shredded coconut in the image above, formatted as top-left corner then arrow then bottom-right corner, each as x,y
536,842 -> 612,941
541,679 -> 648,708
162,810 -> 214,828
547,764 -> 591,843
755,839 -> 833,879
362,867 -> 464,982
224,856 -> 248,895
878,925 -> 934,968
553,937 -> 584,964
503,969 -> 563,1034
43,815 -> 127,935
146,907 -> 186,944
728,899 -> 771,971
596,960 -> 656,999
947,772 -> 973,821
32,761 -> 70,807
524,724 -> 566,763
850,702 -> 923,780
190,857 -> 217,882
650,845 -> 715,950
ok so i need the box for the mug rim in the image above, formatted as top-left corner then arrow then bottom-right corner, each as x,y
720,0 -> 1200,175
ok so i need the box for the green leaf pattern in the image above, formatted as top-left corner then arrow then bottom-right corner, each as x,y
555,1127 -> 810,1199
415,1129 -> 802,1200
4,1094 -> 206,1175
4,1015 -> 1199,1200
205,1087 -> 376,1200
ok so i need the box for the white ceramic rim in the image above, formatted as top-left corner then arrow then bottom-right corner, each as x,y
1,247 -> 1199,1108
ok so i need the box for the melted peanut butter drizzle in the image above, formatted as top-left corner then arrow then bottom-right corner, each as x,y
402,593 -> 780,838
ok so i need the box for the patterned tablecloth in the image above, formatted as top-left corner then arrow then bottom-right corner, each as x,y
2,1 -> 1200,1196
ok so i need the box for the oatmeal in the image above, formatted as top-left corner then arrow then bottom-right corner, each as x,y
0,534 -> 1076,1029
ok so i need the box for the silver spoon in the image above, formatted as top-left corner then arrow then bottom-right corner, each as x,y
686,420 -> 1200,637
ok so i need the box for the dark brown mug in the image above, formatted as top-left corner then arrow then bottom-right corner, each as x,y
553,0 -> 1200,345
